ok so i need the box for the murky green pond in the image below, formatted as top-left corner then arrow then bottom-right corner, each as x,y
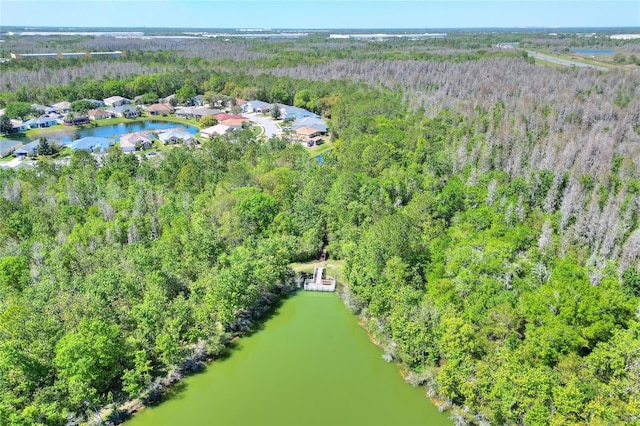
127,291 -> 451,426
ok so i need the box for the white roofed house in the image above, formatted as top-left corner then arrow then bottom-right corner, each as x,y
103,96 -> 131,107
158,129 -> 196,146
120,132 -> 153,152
200,124 -> 233,138
106,105 -> 139,118
26,116 -> 58,129
10,119 -> 29,133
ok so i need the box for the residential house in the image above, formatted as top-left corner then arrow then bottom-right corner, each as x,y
107,105 -> 139,118
0,139 -> 22,157
63,116 -> 90,126
291,116 -> 328,134
10,119 -> 29,133
158,129 -> 196,145
87,109 -> 114,120
26,116 -> 58,128
83,99 -> 105,108
162,94 -> 177,105
214,113 -> 244,121
219,118 -> 248,130
147,103 -> 174,116
14,140 -> 41,158
200,124 -> 233,138
279,105 -> 319,121
190,95 -> 205,106
119,132 -> 153,152
294,126 -> 325,147
174,107 -> 220,119
103,96 -> 131,107
31,104 -> 49,114
235,99 -> 247,108
243,100 -> 272,114
70,136 -> 113,152
51,101 -> 72,113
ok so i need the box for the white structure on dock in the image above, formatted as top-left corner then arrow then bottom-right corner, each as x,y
304,266 -> 336,292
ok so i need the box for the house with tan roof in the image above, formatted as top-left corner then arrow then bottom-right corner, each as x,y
51,101 -> 72,113
88,109 -> 114,120
147,103 -> 174,116
120,132 -> 153,152
219,118 -> 248,130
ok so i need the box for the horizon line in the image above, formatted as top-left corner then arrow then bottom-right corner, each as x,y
2,25 -> 639,30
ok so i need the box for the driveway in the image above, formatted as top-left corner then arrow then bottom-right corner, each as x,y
526,51 -> 609,71
243,113 -> 281,138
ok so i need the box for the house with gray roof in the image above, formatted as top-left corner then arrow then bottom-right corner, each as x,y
83,99 -> 105,108
0,139 -> 22,157
243,100 -> 272,114
292,116 -> 328,134
14,140 -> 41,158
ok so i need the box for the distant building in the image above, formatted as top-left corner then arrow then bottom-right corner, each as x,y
26,116 -> 57,128
11,51 -> 122,60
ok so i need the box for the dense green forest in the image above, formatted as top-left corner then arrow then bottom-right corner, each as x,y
2,31 -> 640,425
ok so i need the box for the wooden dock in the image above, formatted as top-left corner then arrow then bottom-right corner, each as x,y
304,266 -> 336,292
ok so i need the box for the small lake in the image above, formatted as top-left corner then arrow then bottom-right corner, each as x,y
571,49 -> 615,55
37,120 -> 198,143
127,292 -> 451,426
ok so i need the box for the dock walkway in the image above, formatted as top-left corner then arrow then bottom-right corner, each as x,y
304,266 -> 336,292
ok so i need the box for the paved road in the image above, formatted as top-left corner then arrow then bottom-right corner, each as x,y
527,51 -> 609,71
243,113 -> 280,138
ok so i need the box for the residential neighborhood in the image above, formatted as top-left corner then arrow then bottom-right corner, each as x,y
0,92 -> 330,166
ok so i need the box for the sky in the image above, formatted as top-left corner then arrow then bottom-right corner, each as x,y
1,1 -> 639,29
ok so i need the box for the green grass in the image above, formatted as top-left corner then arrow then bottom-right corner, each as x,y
289,259 -> 346,283
304,138 -> 334,159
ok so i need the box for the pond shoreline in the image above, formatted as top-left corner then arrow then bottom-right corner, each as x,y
92,281 -> 296,426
